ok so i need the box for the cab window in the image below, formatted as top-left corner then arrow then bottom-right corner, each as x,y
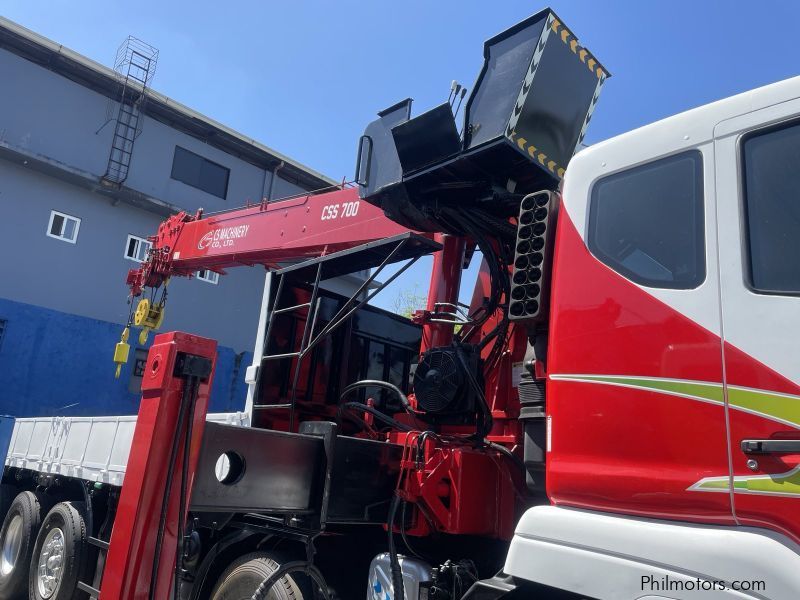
588,151 -> 705,289
742,121 -> 800,294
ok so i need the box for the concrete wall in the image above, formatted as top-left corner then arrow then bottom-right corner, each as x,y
0,45 -> 330,417
0,46 -> 319,355
0,49 -> 308,211
0,159 -> 267,352
0,297 -> 251,416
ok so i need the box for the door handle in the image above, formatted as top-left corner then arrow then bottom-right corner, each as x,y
741,439 -> 800,454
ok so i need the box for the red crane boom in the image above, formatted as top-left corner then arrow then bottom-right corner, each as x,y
126,186 -> 426,296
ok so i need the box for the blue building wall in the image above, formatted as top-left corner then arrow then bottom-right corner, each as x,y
0,297 -> 251,417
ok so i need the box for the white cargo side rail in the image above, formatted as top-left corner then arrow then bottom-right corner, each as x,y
5,412 -> 249,486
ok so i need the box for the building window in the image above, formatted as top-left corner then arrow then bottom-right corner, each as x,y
588,150 -> 705,289
125,234 -> 152,263
0,319 -> 6,349
742,121 -> 800,294
196,269 -> 219,284
171,146 -> 230,199
47,210 -> 81,243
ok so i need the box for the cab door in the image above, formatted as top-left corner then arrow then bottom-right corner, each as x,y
713,98 -> 800,543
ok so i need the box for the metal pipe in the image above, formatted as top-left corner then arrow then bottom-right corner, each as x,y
244,271 -> 274,420
421,234 -> 466,352
266,160 -> 285,202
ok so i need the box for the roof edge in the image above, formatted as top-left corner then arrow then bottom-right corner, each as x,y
0,16 -> 338,190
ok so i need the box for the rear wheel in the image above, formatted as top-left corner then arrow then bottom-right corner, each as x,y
211,551 -> 307,600
0,491 -> 42,598
29,502 -> 88,600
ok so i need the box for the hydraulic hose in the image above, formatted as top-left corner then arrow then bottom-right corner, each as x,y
338,402 -> 413,432
486,440 -> 526,473
174,376 -> 200,599
250,561 -> 331,600
148,376 -> 197,600
387,495 -> 405,600
340,379 -> 415,414
453,344 -> 493,440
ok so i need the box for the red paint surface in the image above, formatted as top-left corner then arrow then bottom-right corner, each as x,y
420,234 -> 466,352
128,187 -> 426,295
547,211 -> 732,524
392,432 -> 519,540
101,332 -> 217,600
548,209 -> 800,543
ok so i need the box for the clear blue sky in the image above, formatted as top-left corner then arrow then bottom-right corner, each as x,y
4,1 -> 800,311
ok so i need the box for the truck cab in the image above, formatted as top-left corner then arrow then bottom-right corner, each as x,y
503,75 -> 800,598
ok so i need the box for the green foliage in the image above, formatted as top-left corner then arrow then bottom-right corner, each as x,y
392,283 -> 427,318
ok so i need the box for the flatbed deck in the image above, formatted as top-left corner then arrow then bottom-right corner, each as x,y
5,412 -> 249,486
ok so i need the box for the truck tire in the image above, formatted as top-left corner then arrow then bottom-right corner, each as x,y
211,551 -> 307,600
0,491 -> 42,598
28,501 -> 89,600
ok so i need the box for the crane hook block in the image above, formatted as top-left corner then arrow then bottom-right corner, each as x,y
113,327 -> 131,379
133,299 -> 165,329
133,298 -> 166,346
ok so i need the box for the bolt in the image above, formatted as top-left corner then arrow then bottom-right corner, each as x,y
746,459 -> 759,471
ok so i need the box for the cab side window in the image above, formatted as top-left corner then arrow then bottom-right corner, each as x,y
588,151 -> 705,289
742,122 -> 800,294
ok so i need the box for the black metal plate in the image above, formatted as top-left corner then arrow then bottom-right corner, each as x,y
392,103 -> 461,175
275,232 -> 441,283
190,422 -> 324,514
326,436 -> 404,524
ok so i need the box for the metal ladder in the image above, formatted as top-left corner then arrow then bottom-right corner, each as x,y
250,233 -> 442,429
101,38 -> 158,186
76,536 -> 109,597
76,492 -> 115,598
103,101 -> 142,184
254,263 -> 325,430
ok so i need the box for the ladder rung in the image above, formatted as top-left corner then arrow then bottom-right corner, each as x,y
127,73 -> 147,85
253,403 -> 292,410
77,581 -> 100,597
272,302 -> 312,315
89,537 -> 110,550
262,351 -> 301,360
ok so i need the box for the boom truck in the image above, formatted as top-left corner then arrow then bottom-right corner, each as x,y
2,6 -> 800,600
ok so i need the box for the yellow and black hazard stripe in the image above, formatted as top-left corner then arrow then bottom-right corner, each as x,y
505,11 -> 609,179
507,132 -> 565,179
549,18 -> 608,80
506,13 -> 555,138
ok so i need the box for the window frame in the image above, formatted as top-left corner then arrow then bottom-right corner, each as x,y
46,210 -> 81,244
170,146 -> 230,200
739,117 -> 800,296
196,269 -> 219,285
587,149 -> 706,290
124,234 -> 153,263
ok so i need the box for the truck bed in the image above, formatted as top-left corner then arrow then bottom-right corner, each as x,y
4,412 -> 249,486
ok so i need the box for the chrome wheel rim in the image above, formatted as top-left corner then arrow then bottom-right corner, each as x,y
37,527 -> 65,599
0,514 -> 23,577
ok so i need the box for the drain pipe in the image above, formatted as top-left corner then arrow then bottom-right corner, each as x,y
265,160 -> 285,202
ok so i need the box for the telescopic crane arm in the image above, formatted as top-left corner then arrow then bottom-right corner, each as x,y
126,186 -> 422,296
114,185 -> 434,376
